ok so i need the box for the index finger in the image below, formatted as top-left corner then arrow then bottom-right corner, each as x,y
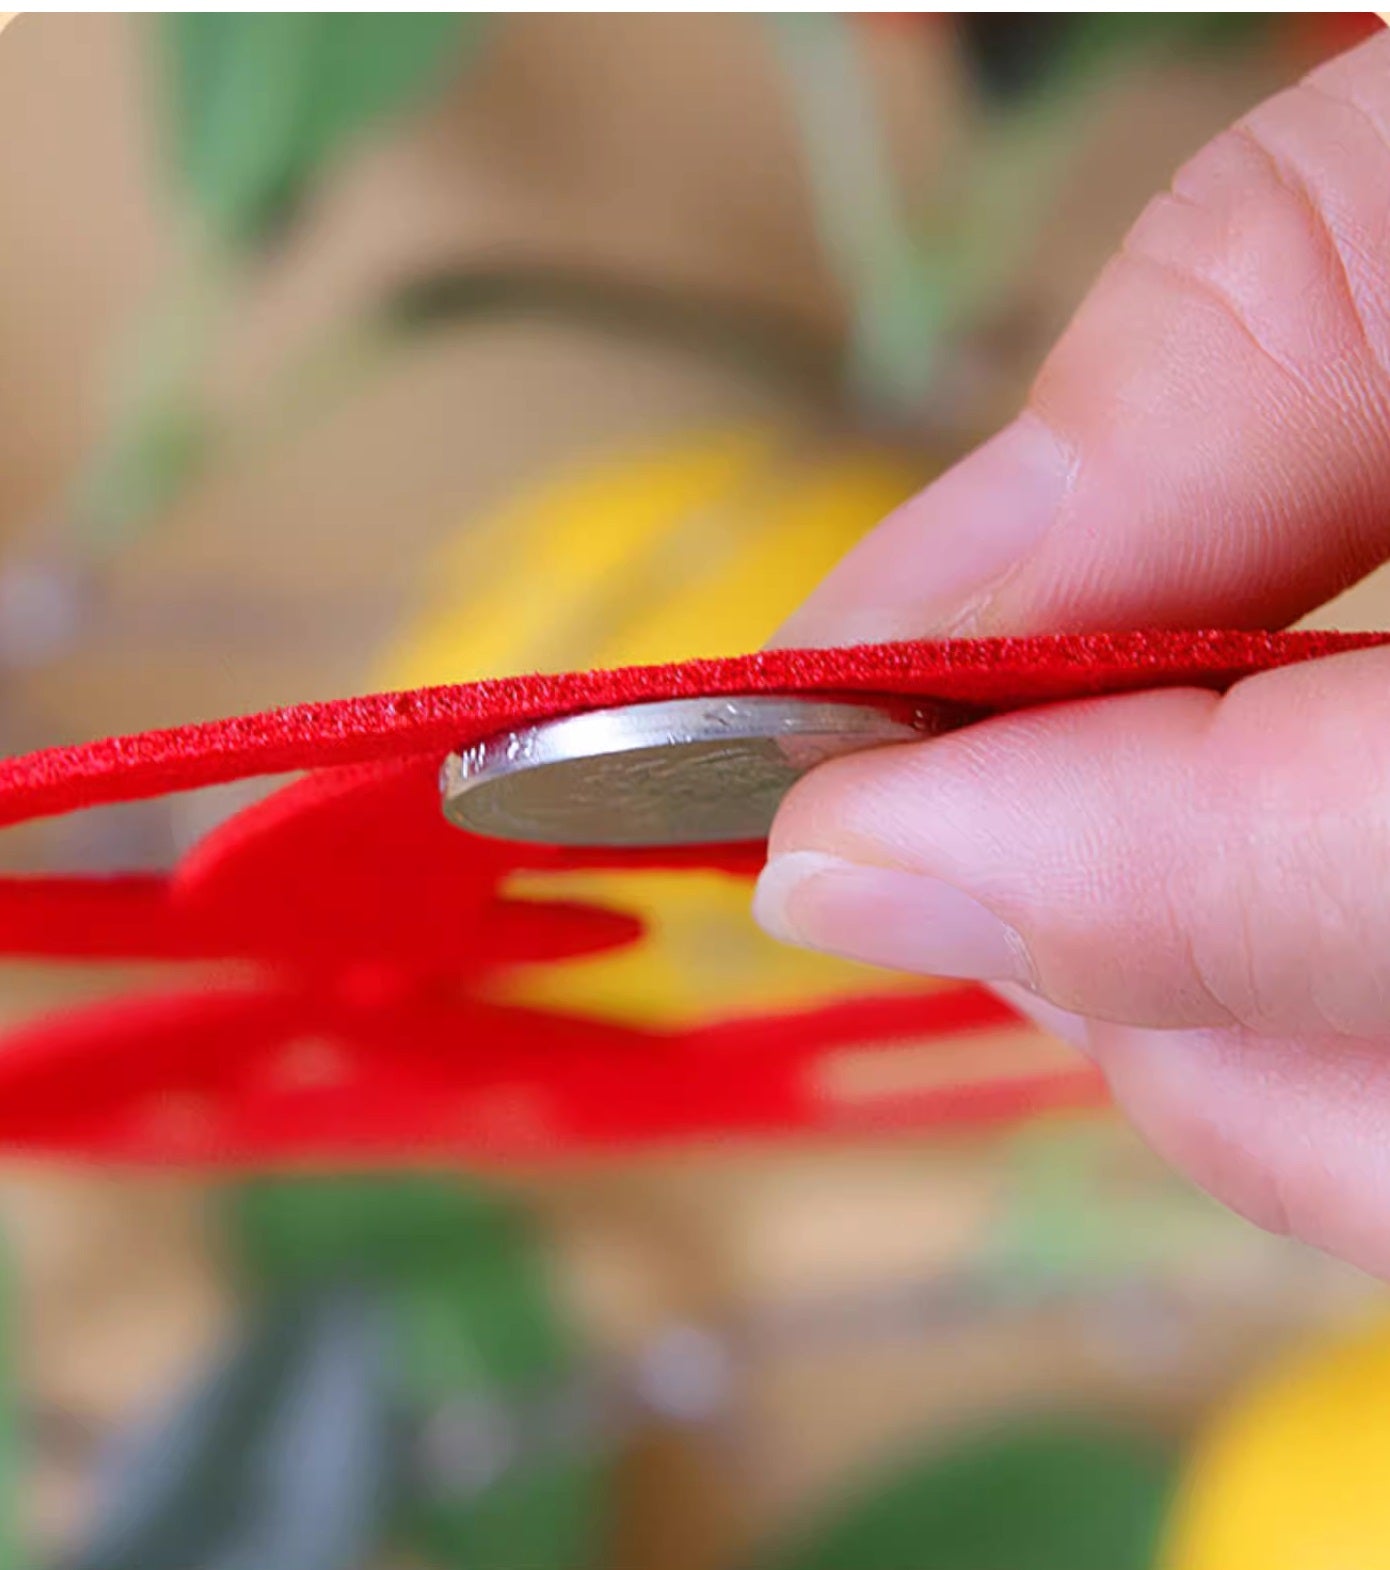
777,32 -> 1390,647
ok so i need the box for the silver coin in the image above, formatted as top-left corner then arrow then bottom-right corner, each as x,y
440,693 -> 969,847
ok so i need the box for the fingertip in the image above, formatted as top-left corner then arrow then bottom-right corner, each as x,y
763,686 -> 1228,1026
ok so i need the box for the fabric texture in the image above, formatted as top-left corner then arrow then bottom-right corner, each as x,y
0,630 -> 1379,827
0,630 -> 1377,1165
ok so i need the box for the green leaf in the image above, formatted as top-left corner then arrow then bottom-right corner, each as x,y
748,1415 -> 1177,1570
157,14 -> 482,247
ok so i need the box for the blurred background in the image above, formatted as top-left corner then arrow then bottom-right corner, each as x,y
1,13 -> 1390,1569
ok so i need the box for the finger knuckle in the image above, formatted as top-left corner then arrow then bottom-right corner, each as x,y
1120,98 -> 1390,412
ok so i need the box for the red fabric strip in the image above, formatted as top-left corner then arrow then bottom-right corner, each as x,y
0,630 -> 1370,1165
0,983 -> 1100,1165
0,631 -> 1382,828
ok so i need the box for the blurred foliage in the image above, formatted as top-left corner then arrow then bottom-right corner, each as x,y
64,17 -> 486,547
158,14 -> 482,248
954,14 -> 1077,102
68,1178 -> 603,1570
232,1174 -> 518,1286
768,14 -> 933,420
64,1293 -> 387,1570
240,1180 -> 606,1570
750,1415 -> 1177,1570
777,12 -> 1283,422
985,1119 -> 1241,1289
391,1265 -> 602,1570
957,14 -> 1272,106
68,1293 -> 389,1570
235,1177 -> 605,1570
49,10 -> 1301,555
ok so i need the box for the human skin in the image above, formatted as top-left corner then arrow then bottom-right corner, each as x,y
753,31 -> 1390,1280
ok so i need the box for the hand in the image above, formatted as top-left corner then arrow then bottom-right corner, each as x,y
754,31 -> 1390,1279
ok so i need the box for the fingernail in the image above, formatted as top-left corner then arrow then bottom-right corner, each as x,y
754,851 -> 1034,983
773,413 -> 1073,648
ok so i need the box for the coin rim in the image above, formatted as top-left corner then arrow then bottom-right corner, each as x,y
440,692 -> 943,843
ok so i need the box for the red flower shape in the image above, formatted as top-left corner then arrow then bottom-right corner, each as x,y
0,631 -> 1376,1166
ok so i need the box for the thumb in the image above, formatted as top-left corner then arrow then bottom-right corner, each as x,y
776,30 -> 1390,645
753,642 -> 1390,1277
756,645 -> 1390,1036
